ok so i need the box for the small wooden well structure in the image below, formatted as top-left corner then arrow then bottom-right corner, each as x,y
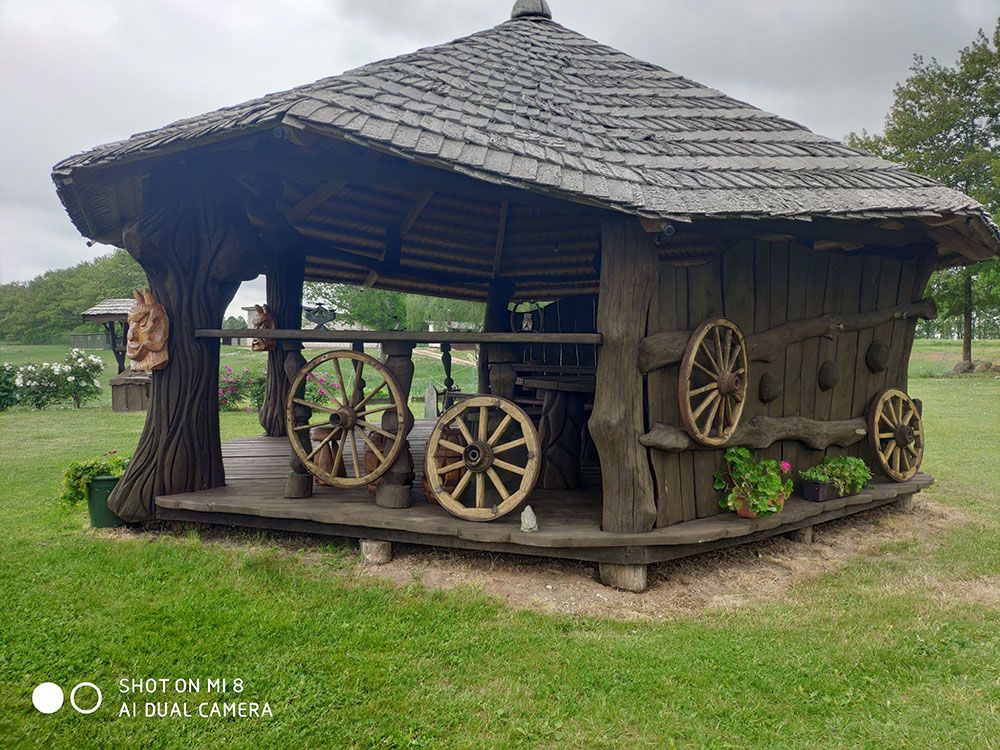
53,1 -> 998,589
81,298 -> 151,412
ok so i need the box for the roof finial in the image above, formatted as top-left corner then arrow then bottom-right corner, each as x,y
511,0 -> 552,20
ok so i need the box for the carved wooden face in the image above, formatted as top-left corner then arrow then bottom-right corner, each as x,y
126,289 -> 169,370
251,304 -> 277,352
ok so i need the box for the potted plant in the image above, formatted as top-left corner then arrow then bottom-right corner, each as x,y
798,456 -> 872,502
60,452 -> 130,528
713,447 -> 793,519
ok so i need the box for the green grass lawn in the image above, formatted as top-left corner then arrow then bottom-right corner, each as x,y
0,345 -> 998,747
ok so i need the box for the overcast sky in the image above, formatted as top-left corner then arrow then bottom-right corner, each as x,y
1,0 -> 996,317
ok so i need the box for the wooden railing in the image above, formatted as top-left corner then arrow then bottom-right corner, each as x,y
195,329 -> 602,346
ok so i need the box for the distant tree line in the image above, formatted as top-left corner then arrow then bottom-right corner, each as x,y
303,283 -> 484,332
0,249 -> 148,344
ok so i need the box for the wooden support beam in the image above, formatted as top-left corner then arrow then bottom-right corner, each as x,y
492,201 -> 509,278
640,416 -> 867,453
924,225 -> 995,261
400,191 -> 433,237
591,218 -> 657,534
284,179 -> 347,222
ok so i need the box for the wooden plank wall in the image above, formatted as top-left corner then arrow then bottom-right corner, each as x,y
646,242 -> 935,527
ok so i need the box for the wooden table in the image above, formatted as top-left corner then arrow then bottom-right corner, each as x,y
518,375 -> 596,491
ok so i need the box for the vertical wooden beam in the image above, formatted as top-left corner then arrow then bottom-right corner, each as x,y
591,218 -> 657,534
375,341 -> 415,509
110,166 -> 266,522
479,280 -> 514,395
260,245 -> 305,437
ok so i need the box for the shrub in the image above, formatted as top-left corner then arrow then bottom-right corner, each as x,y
0,363 -> 16,411
13,362 -> 64,409
799,456 -> 872,497
60,451 -> 130,505
219,365 -> 266,411
62,349 -> 104,408
714,446 -> 793,517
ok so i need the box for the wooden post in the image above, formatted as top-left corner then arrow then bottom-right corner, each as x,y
480,281 -> 514,395
375,341 -> 415,508
599,562 -> 648,592
360,539 -> 393,565
259,246 -> 305,437
108,166 -> 266,522
283,346 -> 313,498
591,218 -> 658,534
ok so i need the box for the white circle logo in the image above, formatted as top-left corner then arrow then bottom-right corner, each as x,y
32,682 -> 64,714
70,682 -> 103,714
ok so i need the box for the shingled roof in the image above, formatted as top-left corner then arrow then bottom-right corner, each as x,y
53,0 -> 999,258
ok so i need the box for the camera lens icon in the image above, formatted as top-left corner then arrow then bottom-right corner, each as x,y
32,682 -> 103,715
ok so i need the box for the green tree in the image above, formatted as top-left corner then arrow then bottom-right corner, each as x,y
0,249 -> 148,344
303,283 -> 406,330
404,294 -> 484,332
846,19 -> 1000,361
222,315 -> 247,330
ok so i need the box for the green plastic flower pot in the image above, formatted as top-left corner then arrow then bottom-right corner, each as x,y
87,476 -> 126,528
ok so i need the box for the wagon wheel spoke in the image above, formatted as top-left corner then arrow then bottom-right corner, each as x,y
451,468 -> 473,500
354,379 -> 389,412
355,403 -> 394,419
359,430 -> 385,463
488,414 -> 513,445
331,432 -> 346,475
493,458 -> 526,476
475,473 -> 486,508
487,468 -> 509,501
478,406 -> 489,442
699,345 -> 721,375
331,357 -> 351,407
688,382 -> 718,398
702,395 -> 722,436
691,389 -> 719,421
437,459 -> 467,476
439,439 -> 466,455
881,439 -> 897,463
492,437 -> 527,454
350,360 -> 365,403
357,420 -> 397,442
902,407 -> 915,425
306,427 -> 340,461
293,398 -> 338,414
453,416 -> 475,445
692,359 -> 717,378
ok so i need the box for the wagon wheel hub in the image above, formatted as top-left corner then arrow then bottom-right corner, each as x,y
462,441 -> 494,473
717,370 -> 743,397
895,424 -> 915,447
328,406 -> 358,431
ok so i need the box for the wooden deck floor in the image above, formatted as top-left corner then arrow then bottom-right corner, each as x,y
155,427 -> 933,564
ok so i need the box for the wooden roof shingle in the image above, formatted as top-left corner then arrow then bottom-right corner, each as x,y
52,3 -> 999,256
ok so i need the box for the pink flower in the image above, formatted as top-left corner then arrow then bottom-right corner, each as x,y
318,387 -> 326,396
780,460 -> 791,473
224,365 -> 232,373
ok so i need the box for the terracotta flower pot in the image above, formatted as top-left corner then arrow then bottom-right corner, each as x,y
736,498 -> 757,519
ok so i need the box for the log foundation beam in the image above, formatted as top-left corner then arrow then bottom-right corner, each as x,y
599,562 -> 648,592
360,539 -> 393,565
785,526 -> 814,544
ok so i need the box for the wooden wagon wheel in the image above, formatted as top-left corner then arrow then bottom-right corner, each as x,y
868,388 -> 923,481
285,350 -> 407,488
425,395 -> 540,521
678,318 -> 749,446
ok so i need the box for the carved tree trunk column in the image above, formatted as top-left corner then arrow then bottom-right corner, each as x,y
259,246 -> 305,436
375,341 -> 415,508
479,281 -> 514,395
109,167 -> 265,522
590,218 -> 657,534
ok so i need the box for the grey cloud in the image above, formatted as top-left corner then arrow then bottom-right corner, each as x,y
1,0 -> 995,318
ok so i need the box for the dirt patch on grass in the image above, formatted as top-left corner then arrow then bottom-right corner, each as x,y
357,498 -> 970,620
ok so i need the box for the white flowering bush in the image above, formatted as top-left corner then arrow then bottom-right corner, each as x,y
63,349 -> 104,408
7,349 -> 104,409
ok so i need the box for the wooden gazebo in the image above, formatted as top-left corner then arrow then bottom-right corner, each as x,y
53,1 -> 998,590
80,298 -> 133,373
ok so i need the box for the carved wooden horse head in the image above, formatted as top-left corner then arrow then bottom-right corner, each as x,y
126,288 -> 169,371
251,304 -> 277,352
